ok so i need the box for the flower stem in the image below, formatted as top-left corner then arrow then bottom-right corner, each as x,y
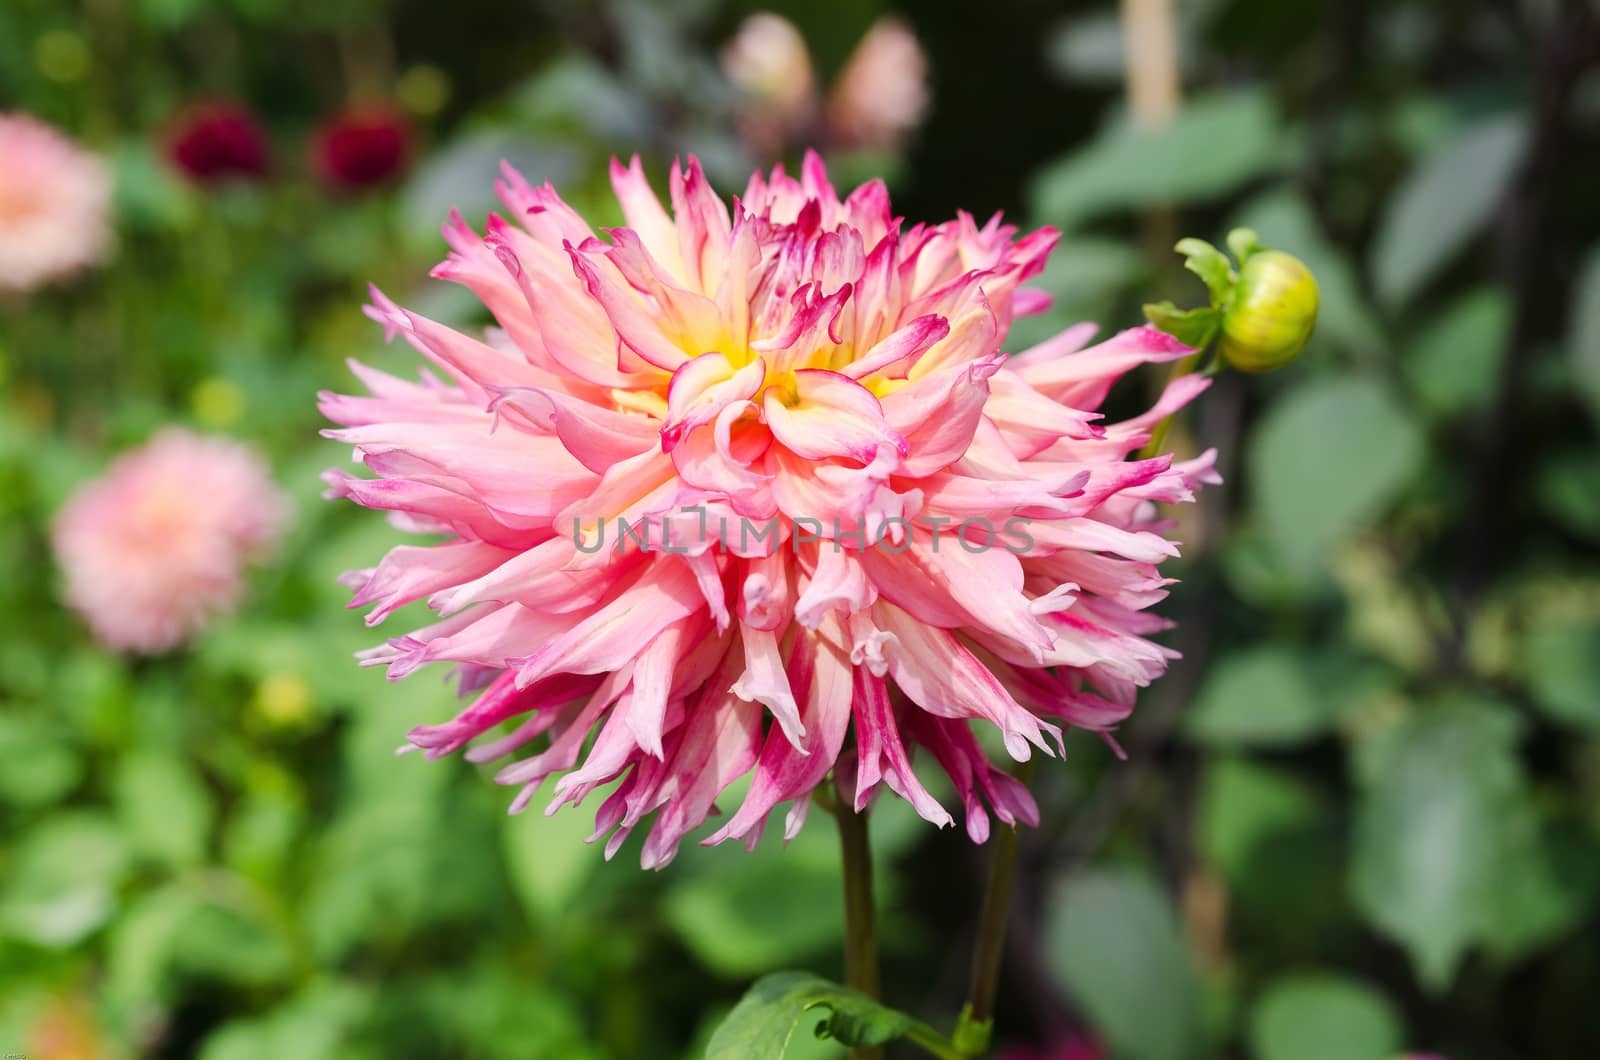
835,797 -> 883,1060
954,759 -> 1035,1057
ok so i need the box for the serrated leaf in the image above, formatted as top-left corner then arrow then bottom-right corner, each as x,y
1370,115 -> 1527,308
1248,974 -> 1403,1060
1044,868 -> 1200,1060
705,972 -> 915,1059
1030,89 -> 1286,231
1349,697 -> 1527,990
1248,376 -> 1424,571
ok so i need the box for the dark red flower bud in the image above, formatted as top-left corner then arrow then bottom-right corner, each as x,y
310,105 -> 411,192
164,100 -> 269,184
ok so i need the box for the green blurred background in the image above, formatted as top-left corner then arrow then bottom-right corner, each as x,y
3,1 -> 1599,1057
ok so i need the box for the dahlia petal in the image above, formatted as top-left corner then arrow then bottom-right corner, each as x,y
793,545 -> 874,628
843,313 -> 949,380
731,623 -> 806,747
487,385 -> 659,473
350,539 -> 512,625
609,155 -> 687,284
876,606 -> 1058,761
1014,325 -> 1194,408
764,369 -> 907,463
852,667 -> 952,826
670,157 -> 733,294
662,354 -> 765,451
511,560 -> 704,688
568,247 -> 693,372
705,615 -> 853,845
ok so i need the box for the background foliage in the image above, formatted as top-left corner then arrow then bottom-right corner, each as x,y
3,1 -> 1599,1057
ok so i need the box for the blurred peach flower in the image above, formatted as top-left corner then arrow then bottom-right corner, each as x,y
722,13 -> 818,155
721,13 -> 929,158
826,17 -> 930,152
0,112 -> 113,293
53,428 -> 288,654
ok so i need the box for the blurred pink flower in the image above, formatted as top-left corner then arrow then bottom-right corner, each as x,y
164,100 -> 269,184
322,151 -> 1215,867
53,428 -> 288,654
722,13 -> 818,156
311,104 -> 412,192
0,113 -> 113,293
825,17 -> 930,152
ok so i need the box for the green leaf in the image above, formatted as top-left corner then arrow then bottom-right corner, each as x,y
1044,868 -> 1201,1060
1569,243 -> 1600,429
0,811 -> 130,947
502,794 -> 606,927
1535,450 -> 1600,542
1523,616 -> 1600,728
1482,816 -> 1600,959
1349,697 -> 1527,990
0,714 -> 82,807
1370,115 -> 1527,308
1030,89 -> 1286,231
1248,974 -> 1404,1060
1183,648 -> 1333,748
1402,289 -> 1510,417
1143,302 -> 1220,349
1233,187 -> 1386,359
705,972 -> 915,1059
115,750 -> 214,867
1197,758 -> 1322,883
666,826 -> 846,977
200,982 -> 373,1060
1248,376 -> 1424,571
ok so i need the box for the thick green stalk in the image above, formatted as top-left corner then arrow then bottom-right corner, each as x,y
836,799 -> 883,1060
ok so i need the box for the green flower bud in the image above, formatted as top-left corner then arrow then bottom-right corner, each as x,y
1218,248 -> 1319,373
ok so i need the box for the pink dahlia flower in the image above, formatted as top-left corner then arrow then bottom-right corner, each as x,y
322,152 -> 1216,868
0,113 -> 113,293
53,428 -> 288,654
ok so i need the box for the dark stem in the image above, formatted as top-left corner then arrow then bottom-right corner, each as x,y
836,799 -> 883,1060
1449,7 -> 1599,666
955,759 -> 1036,1056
